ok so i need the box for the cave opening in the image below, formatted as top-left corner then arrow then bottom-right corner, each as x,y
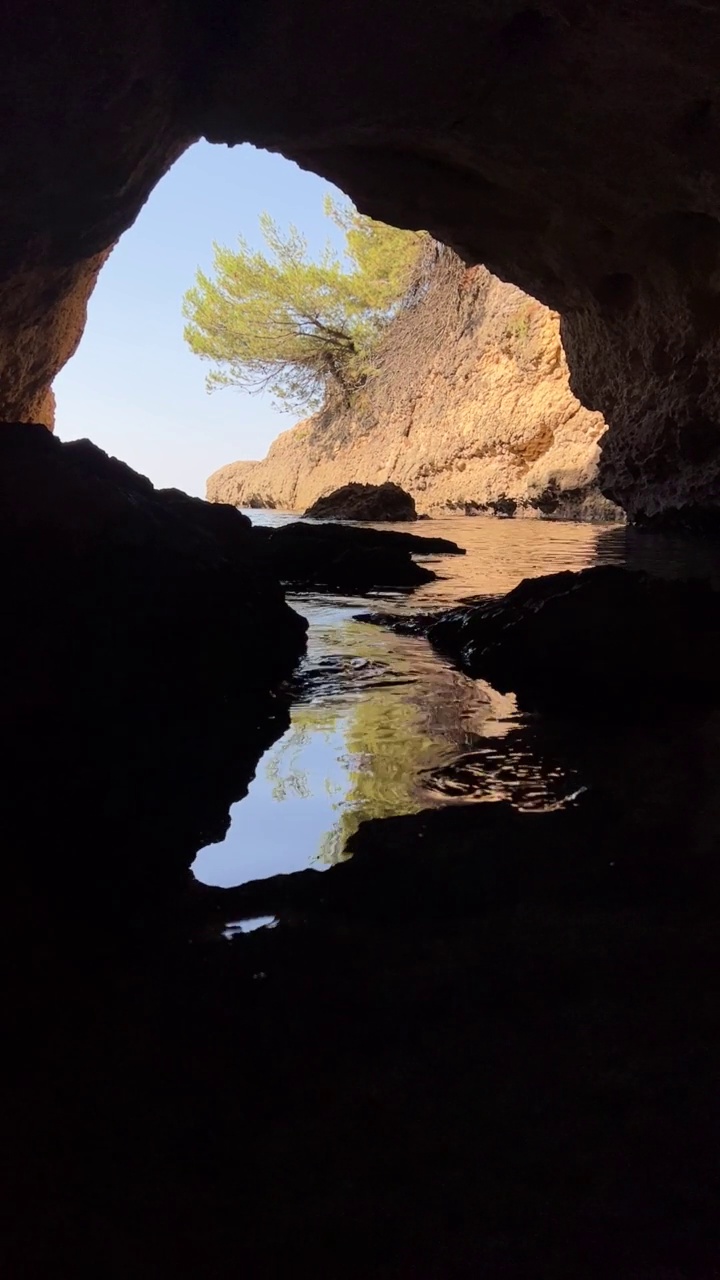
36,134 -> 630,893
53,140 -> 355,497
8,5 -> 720,1276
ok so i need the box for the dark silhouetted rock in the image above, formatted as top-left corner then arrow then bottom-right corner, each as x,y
304,482 -> 418,522
0,424 -> 307,904
426,564 -> 720,712
251,519 -> 463,593
13,765 -> 720,1280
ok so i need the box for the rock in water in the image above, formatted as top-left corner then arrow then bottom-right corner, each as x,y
427,564 -> 720,712
251,519 -> 463,593
303,482 -> 418,522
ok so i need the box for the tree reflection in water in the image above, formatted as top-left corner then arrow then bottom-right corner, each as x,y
258,619 -> 513,868
192,612 -> 510,886
194,511 -> 635,889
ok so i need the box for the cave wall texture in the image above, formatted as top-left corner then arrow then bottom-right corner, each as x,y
6,0 -> 720,523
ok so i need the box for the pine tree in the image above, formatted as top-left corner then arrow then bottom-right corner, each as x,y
183,196 -> 424,414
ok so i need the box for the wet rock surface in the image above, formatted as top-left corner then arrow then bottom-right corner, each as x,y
422,564 -> 720,712
303,480 -> 418,522
250,517 -> 463,593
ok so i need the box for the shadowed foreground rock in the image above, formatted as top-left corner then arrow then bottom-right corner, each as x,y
0,424 -> 307,902
303,481 -> 418,522
9,785 -> 720,1279
250,517 -> 463,593
5,455 -> 720,1277
425,564 -> 720,713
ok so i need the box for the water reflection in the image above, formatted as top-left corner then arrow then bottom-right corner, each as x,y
423,737 -> 584,811
223,916 -> 278,938
193,512 -> 636,888
193,614 -> 510,884
407,516 -> 627,607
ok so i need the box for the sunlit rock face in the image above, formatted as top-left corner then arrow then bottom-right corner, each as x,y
5,2 -> 720,521
206,266 -> 616,521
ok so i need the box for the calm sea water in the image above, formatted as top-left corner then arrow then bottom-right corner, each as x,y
192,512 -> 710,888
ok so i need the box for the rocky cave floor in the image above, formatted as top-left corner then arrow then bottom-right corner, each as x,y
9,764 -> 720,1280
5,430 -> 720,1279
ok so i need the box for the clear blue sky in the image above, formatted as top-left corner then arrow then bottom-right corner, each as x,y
54,142 -> 348,496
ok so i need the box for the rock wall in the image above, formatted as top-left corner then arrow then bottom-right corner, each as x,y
207,263 -> 619,521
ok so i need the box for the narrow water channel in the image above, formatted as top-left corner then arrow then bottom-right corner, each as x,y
192,512 -> 701,888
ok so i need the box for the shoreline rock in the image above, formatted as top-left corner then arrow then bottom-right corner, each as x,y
303,481 -> 418,522
250,518 -> 463,594
426,564 -> 720,712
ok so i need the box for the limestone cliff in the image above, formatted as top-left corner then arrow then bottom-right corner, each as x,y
207,258 -> 619,521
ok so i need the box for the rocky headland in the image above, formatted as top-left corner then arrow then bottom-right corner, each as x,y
208,257 -> 620,522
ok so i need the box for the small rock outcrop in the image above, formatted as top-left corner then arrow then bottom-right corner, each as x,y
207,263 -> 618,522
251,518 -> 462,594
303,481 -> 418,522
